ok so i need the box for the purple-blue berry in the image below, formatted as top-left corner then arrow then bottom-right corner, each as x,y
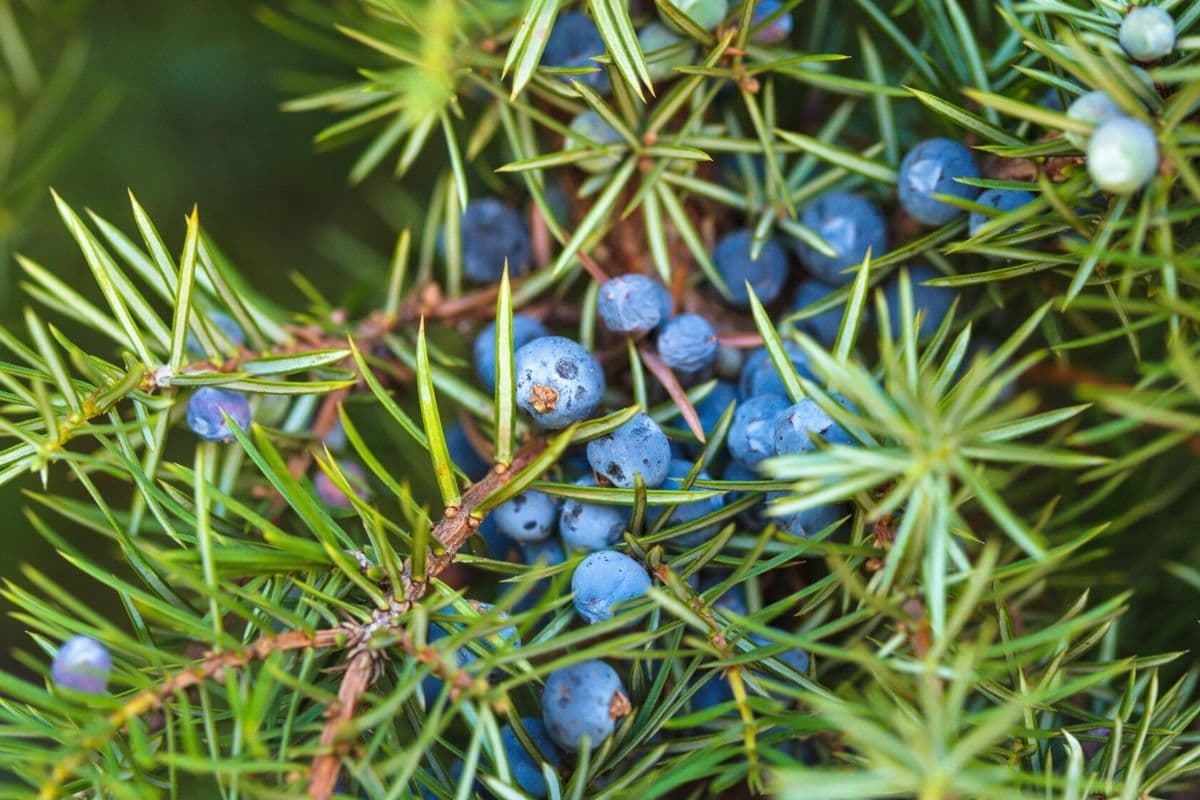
738,343 -> 812,399
713,229 -> 789,308
882,265 -> 957,339
1120,6 -> 1175,62
968,188 -> 1036,236
560,476 -> 628,552
494,490 -> 558,543
789,279 -> 854,348
571,550 -> 652,624
541,12 -> 611,94
598,274 -> 671,335
314,460 -> 369,509
499,719 -> 562,799
728,393 -> 789,468
657,313 -> 719,374
186,387 -> 251,442
567,110 -> 624,173
751,0 -> 793,44
51,635 -> 111,694
1066,91 -> 1127,149
474,314 -> 550,393
541,660 -> 630,751
749,631 -> 810,675
723,459 -> 768,528
186,310 -> 244,356
586,412 -> 671,489
515,336 -> 606,429
898,138 -> 982,226
694,380 -> 739,435
1087,117 -> 1159,195
421,602 -> 520,701
773,398 -> 853,456
661,458 -> 726,547
447,422 -> 491,482
767,492 -> 848,538
455,198 -> 532,284
794,192 -> 888,284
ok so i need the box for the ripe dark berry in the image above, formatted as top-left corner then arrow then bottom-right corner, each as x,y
572,550 -> 652,624
713,229 -> 789,308
586,412 -> 671,489
657,313 -> 719,374
542,12 -> 611,93
474,314 -> 550,393
898,138 -> 981,226
968,188 -> 1036,236
728,393 -> 789,468
560,475 -> 628,552
499,719 -> 562,799
515,336 -> 606,429
541,660 -> 630,751
51,635 -> 111,694
881,265 -> 957,339
186,387 -> 252,442
773,398 -> 853,456
494,490 -> 558,543
794,192 -> 888,284
597,274 -> 671,335
455,198 -> 531,284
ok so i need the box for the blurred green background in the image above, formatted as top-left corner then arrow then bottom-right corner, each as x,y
0,0 -> 395,664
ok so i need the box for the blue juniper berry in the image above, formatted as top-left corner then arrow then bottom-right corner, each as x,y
498,719 -> 562,799
661,458 -> 726,547
750,0 -> 793,44
454,198 -> 532,284
571,550 -> 652,624
788,279 -> 856,348
794,192 -> 888,284
881,265 -> 957,339
898,138 -> 982,226
738,343 -> 812,399
541,11 -> 611,93
657,313 -> 719,374
541,660 -> 631,751
767,492 -> 849,538
186,387 -> 252,442
560,476 -> 629,552
597,274 -> 671,335
586,412 -> 671,489
51,635 -> 112,694
728,393 -> 790,468
515,336 -> 606,429
186,309 -> 244,356
493,490 -> 558,543
968,188 -> 1036,237
773,397 -> 853,457
713,229 -> 790,308
693,380 -> 739,436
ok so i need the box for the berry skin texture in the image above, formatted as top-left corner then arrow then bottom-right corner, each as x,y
52,635 -> 112,694
751,0 -> 793,44
567,109 -> 624,173
638,22 -> 696,82
541,660 -> 630,752
662,458 -> 726,547
767,492 -> 848,538
773,398 -> 853,456
586,412 -> 672,489
560,476 -> 628,552
541,12 -> 611,94
794,192 -> 888,284
1120,6 -> 1175,62
313,460 -> 370,509
659,0 -> 729,32
882,265 -> 957,339
515,336 -> 606,429
474,314 -> 550,393
968,188 -> 1036,237
657,313 -> 719,374
898,138 -> 982,226
713,229 -> 790,308
186,310 -> 244,356
494,490 -> 558,543
789,279 -> 854,348
693,380 -> 739,435
728,394 -> 790,468
571,550 -> 652,623
1087,117 -> 1159,195
186,387 -> 252,442
738,343 -> 812,399
1065,91 -> 1127,149
454,198 -> 531,285
598,274 -> 671,335
499,719 -> 562,799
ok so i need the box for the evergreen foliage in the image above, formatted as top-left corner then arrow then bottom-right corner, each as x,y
0,1 -> 1198,798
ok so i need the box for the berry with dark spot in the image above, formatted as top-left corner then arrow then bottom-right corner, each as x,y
541,12 -> 611,94
586,412 -> 671,489
515,336 -> 606,429
728,393 -> 789,468
560,476 -> 628,552
494,490 -> 558,543
474,314 -> 550,393
452,198 -> 532,284
571,550 -> 652,624
541,660 -> 631,751
598,274 -> 672,335
657,313 -> 719,374
51,635 -> 111,694
794,192 -> 888,284
186,387 -> 252,442
713,229 -> 789,308
898,138 -> 981,226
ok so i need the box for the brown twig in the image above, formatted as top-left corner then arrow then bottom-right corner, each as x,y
638,346 -> 706,443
